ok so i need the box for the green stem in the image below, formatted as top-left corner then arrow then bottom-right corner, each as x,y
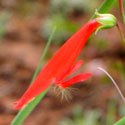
11,27 -> 56,125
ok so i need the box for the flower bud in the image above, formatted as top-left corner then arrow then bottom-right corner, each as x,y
95,10 -> 116,34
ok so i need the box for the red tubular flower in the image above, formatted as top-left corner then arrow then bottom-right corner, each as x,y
14,13 -> 116,110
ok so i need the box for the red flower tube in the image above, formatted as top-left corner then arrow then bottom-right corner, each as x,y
14,12 -> 116,110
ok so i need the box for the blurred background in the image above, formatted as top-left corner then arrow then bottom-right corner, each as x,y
0,0 -> 125,125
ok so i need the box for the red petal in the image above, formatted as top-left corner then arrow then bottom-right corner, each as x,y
13,19 -> 100,110
58,73 -> 92,88
56,60 -> 84,83
14,78 -> 55,110
50,19 -> 100,81
13,101 -> 18,104
69,60 -> 84,74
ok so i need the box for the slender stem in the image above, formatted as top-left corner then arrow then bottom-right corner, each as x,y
119,0 -> 125,24
116,21 -> 125,45
98,67 -> 125,103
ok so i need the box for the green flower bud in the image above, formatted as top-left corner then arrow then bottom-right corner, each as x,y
95,10 -> 116,34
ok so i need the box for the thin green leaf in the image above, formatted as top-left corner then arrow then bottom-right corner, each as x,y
31,27 -> 56,82
11,27 -> 56,125
11,87 -> 50,125
91,0 -> 117,19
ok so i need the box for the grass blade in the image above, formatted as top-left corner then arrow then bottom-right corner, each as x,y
11,27 -> 56,125
91,0 -> 117,19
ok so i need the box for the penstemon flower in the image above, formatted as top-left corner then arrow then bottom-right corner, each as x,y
14,12 -> 116,110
